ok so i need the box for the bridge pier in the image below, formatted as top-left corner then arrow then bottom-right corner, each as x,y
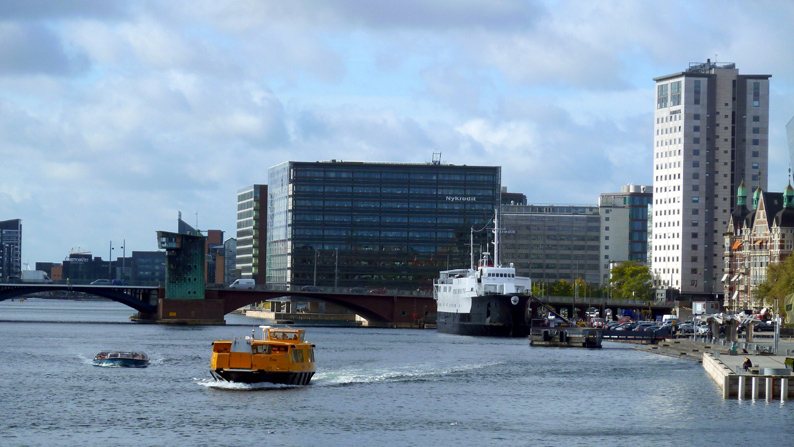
131,298 -> 226,325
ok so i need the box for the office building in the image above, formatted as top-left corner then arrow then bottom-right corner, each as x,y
598,185 -> 653,284
0,219 -> 21,281
266,160 -> 500,289
223,238 -> 237,285
500,204 -> 602,286
652,60 -> 770,296
236,184 -> 267,284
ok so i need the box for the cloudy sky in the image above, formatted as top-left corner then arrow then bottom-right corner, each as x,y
2,0 -> 794,265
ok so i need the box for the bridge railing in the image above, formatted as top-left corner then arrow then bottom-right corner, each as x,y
205,283 -> 434,297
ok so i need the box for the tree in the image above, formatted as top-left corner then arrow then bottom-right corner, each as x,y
756,254 -> 794,311
609,261 -> 653,300
548,279 -> 573,296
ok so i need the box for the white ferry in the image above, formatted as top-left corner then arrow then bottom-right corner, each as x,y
433,212 -> 533,337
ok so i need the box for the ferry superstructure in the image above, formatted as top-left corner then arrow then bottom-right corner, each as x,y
433,212 -> 533,337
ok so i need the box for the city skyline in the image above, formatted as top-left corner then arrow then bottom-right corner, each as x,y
2,1 -> 794,264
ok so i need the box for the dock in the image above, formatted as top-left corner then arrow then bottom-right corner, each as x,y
634,337 -> 794,400
529,327 -> 602,348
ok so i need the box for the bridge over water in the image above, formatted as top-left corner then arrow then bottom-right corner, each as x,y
0,283 -> 674,326
0,283 -> 436,326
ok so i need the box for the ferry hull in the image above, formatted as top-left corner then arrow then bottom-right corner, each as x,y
436,294 -> 531,337
210,369 -> 314,385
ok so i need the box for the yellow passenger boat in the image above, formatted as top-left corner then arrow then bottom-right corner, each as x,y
210,326 -> 315,385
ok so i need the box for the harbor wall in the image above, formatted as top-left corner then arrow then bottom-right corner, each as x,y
702,353 -> 794,400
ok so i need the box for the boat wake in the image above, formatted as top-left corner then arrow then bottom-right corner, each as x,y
194,378 -> 302,391
313,361 -> 500,387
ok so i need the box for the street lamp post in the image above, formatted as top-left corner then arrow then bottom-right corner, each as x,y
313,248 -> 318,287
108,241 -> 113,280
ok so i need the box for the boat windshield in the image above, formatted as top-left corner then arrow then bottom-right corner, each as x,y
267,330 -> 303,341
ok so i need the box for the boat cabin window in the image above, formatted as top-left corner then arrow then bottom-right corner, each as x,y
270,345 -> 288,354
269,331 -> 301,341
292,348 -> 305,363
252,345 -> 272,355
213,342 -> 232,353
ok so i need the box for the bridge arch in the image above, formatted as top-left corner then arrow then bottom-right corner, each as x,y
0,285 -> 158,314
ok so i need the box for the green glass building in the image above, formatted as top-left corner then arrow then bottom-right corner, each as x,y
266,160 -> 501,290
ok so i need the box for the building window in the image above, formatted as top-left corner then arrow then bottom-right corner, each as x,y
753,81 -> 760,107
693,173 -> 699,179
752,151 -> 759,157
692,220 -> 699,227
694,80 -> 701,105
692,185 -> 699,191
657,83 -> 669,109
753,139 -> 760,146
753,127 -> 760,134
693,137 -> 700,144
670,81 -> 681,106
693,161 -> 700,168
693,125 -> 700,132
694,113 -> 701,120
692,197 -> 699,203
752,163 -> 759,169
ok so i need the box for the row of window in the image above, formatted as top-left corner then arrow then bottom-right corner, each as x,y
294,170 -> 496,182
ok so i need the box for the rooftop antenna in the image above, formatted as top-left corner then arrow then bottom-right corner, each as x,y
432,152 -> 442,165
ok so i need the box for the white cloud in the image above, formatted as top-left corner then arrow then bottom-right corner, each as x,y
0,0 -> 792,264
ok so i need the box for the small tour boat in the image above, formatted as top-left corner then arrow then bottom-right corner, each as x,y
210,326 -> 315,385
93,351 -> 149,368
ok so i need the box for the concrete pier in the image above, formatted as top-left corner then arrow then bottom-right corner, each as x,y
702,352 -> 794,400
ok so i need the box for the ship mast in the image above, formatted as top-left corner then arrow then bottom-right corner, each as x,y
493,209 -> 500,268
470,227 -> 475,270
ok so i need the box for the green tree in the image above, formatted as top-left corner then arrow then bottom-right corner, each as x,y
548,279 -> 573,296
609,261 -> 653,300
756,254 -> 794,311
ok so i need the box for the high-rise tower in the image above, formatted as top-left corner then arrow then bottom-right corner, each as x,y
651,60 -> 770,296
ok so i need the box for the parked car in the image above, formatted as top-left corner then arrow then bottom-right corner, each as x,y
753,323 -> 776,332
348,287 -> 367,293
300,285 -> 321,292
90,279 -> 111,285
111,279 -> 129,286
369,287 -> 387,294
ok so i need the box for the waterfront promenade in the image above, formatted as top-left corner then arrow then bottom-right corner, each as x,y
632,335 -> 794,400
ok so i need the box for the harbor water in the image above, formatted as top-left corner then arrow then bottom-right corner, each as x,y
1,299 -> 793,447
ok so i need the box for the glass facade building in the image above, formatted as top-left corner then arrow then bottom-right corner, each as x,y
0,219 -> 22,281
236,185 -> 267,283
266,161 -> 501,289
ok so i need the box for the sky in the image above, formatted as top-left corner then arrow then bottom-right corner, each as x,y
2,0 -> 794,266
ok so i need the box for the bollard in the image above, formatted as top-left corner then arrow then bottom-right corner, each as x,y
782,378 -> 789,402
738,376 -> 746,400
752,377 -> 759,400
766,377 -> 774,402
